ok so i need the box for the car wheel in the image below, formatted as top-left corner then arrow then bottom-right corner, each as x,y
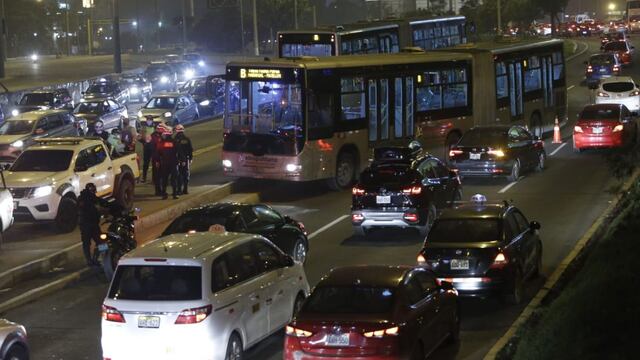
535,152 -> 546,172
410,342 -> 425,360
327,152 -> 356,190
291,237 -> 308,264
293,293 -> 305,317
507,159 -> 521,182
505,267 -> 525,305
5,344 -> 28,360
224,333 -> 243,360
116,177 -> 135,210
55,196 -> 78,233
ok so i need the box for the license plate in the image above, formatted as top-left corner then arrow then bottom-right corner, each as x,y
451,259 -> 470,270
469,153 -> 481,160
138,316 -> 160,328
600,68 -> 607,73
376,195 -> 391,204
592,127 -> 603,134
326,333 -> 349,346
97,243 -> 109,251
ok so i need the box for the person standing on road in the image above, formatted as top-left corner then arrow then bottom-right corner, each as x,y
138,116 -> 156,183
157,126 -> 179,200
120,117 -> 138,152
174,124 -> 193,195
78,183 -> 107,267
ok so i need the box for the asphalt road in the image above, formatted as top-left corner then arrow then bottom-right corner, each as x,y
3,36 -> 635,360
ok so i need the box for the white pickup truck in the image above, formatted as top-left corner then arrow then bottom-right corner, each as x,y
5,138 -> 139,232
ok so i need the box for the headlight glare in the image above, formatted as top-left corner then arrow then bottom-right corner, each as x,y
11,140 -> 24,148
33,185 -> 53,198
163,112 -> 172,118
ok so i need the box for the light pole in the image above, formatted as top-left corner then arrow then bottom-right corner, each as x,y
497,0 -> 502,35
113,0 -> 122,73
0,0 -> 5,77
252,0 -> 258,56
182,0 -> 187,53
294,0 -> 298,29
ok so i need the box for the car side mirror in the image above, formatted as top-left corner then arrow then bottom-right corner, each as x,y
438,280 -> 455,291
530,221 -> 541,232
282,254 -> 295,267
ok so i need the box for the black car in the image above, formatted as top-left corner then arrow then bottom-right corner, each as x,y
144,62 -> 177,92
119,74 -> 151,103
351,144 -> 462,238
83,80 -> 129,105
448,125 -> 545,182
162,202 -> 309,263
178,75 -> 225,117
10,89 -> 74,117
417,196 -> 542,304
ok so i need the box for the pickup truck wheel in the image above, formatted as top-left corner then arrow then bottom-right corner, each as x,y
116,177 -> 135,210
56,196 -> 78,233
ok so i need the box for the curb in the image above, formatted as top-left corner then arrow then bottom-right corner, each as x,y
483,169 -> 640,359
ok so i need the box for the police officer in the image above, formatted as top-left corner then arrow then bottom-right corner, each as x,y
157,126 -> 179,199
78,183 -> 107,266
174,124 -> 193,195
138,116 -> 156,183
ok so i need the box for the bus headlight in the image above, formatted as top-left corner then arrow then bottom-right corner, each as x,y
286,163 -> 302,172
222,159 -> 232,168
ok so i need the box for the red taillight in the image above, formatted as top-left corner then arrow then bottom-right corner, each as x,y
490,252 -> 509,269
403,212 -> 419,223
402,186 -> 422,195
613,124 -> 624,132
102,305 -> 126,323
613,65 -> 620,72
352,213 -> 365,223
574,125 -> 583,133
449,149 -> 463,158
363,326 -> 399,338
352,187 -> 365,196
286,325 -> 313,337
175,305 -> 212,324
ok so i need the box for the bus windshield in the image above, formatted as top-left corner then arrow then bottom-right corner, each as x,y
278,33 -> 336,58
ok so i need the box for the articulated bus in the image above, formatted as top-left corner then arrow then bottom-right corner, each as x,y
627,1 -> 640,32
222,38 -> 566,189
277,16 -> 467,58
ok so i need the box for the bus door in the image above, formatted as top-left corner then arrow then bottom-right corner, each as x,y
541,56 -> 554,108
368,79 -> 390,143
508,62 -> 524,119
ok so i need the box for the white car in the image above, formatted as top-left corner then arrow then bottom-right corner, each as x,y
595,76 -> 640,114
101,230 -> 310,360
0,318 -> 28,360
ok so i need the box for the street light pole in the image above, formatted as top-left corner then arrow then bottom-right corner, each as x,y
294,0 -> 298,29
182,0 -> 187,53
0,0 -> 5,78
497,0 -> 502,35
66,7 -> 71,56
113,0 -> 122,73
252,0 -> 259,56
239,0 -> 245,54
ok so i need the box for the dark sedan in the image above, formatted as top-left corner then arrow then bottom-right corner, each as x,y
162,202 -> 309,263
417,196 -> 542,304
10,89 -> 74,117
178,75 -> 225,117
144,62 -> 177,92
448,125 -> 545,182
83,80 -> 129,105
284,265 -> 459,360
119,74 -> 151,103
352,144 -> 462,238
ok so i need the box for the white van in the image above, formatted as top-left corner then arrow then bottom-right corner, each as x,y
101,231 -> 310,360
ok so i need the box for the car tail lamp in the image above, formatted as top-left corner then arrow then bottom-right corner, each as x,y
574,126 -> 584,133
449,149 -> 463,158
363,326 -> 399,338
175,305 -> 212,324
613,124 -> 624,132
403,212 -> 419,223
102,305 -> 125,323
352,187 -> 365,196
587,65 -> 593,73
286,325 -> 313,338
613,65 -> 620,72
487,149 -> 505,157
402,186 -> 422,195
490,252 -> 509,269
597,91 -> 609,97
352,213 -> 365,224
631,90 -> 640,96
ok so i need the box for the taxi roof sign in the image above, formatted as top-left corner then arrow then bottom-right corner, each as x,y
470,194 -> 487,204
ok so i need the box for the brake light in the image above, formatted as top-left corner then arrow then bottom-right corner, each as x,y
352,213 -> 365,223
449,149 -> 463,158
102,305 -> 126,323
613,124 -> 624,132
402,186 -> 422,195
363,326 -> 399,338
487,149 -> 505,157
613,65 -> 620,72
352,187 -> 365,196
587,65 -> 593,73
403,212 -> 419,223
597,91 -> 609,97
175,305 -> 212,324
286,325 -> 313,338
490,252 -> 509,269
574,126 -> 583,133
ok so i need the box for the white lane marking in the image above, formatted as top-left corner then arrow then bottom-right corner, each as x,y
567,41 -> 589,61
550,142 -> 567,156
308,215 -> 349,240
498,177 -> 524,194
193,143 -> 222,157
568,85 -> 575,91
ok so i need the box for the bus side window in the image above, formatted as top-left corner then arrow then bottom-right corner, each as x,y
308,91 -> 334,140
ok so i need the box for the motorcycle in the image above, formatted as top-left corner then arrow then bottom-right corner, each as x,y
97,203 -> 138,278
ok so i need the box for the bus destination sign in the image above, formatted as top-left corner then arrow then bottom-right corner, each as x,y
240,68 -> 282,79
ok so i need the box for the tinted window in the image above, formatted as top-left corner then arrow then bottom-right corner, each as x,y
75,102 -> 104,115
20,93 -> 54,105
252,240 -> 282,273
92,145 -> 108,165
604,42 -> 627,51
253,206 -> 282,227
162,210 -> 235,235
405,278 -> 425,305
513,211 -> 529,233
589,54 -> 615,66
145,97 -> 176,109
228,242 -> 260,282
303,286 -> 395,314
428,219 -> 500,243
361,164 -> 419,186
87,84 -> 115,94
459,128 -> 508,147
602,82 -> 635,92
211,253 -> 247,292
11,150 -> 73,172
46,115 -> 64,129
504,213 -> 519,239
0,120 -> 35,135
580,106 -> 620,120
108,265 -> 202,300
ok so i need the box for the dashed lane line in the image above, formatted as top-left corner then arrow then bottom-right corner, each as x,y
308,215 -> 350,240
568,85 -> 575,91
497,177 -> 524,194
550,142 -> 567,156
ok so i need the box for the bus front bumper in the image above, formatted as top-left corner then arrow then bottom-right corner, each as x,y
221,151 -> 314,181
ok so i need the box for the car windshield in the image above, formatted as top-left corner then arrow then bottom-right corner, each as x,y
458,128 -> 508,147
302,286 -> 395,314
87,84 -> 115,94
360,164 -> 418,187
590,55 -> 615,66
162,209 -> 235,235
428,219 -> 501,243
145,97 -> 176,109
108,265 -> 202,301
74,102 -> 103,114
602,82 -> 635,92
10,150 -> 74,172
19,93 -> 54,105
0,120 -> 35,135
121,77 -> 141,85
184,54 -> 201,62
604,42 -> 627,51
580,107 -> 620,120
146,64 -> 171,74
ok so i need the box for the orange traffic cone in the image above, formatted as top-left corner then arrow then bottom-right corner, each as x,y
552,116 -> 562,144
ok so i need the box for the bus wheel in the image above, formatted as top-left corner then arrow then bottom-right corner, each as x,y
530,113 -> 543,139
328,153 -> 355,190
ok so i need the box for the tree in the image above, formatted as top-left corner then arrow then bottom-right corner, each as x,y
189,6 -> 243,52
5,0 -> 56,56
534,0 -> 569,35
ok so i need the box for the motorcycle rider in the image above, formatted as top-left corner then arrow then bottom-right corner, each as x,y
174,124 -> 193,195
78,183 -> 108,266
157,126 -> 179,199
138,115 -> 156,183
120,117 -> 138,152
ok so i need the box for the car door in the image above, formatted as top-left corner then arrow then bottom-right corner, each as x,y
108,100 -> 124,127
402,275 -> 440,354
175,97 -> 187,124
512,209 -> 538,276
620,106 -> 634,143
251,239 -> 294,333
516,127 -> 537,168
89,144 -> 114,196
507,127 -> 528,166
417,159 -> 446,208
503,211 -> 527,272
413,271 -> 449,349
60,113 -> 78,136
74,147 -> 98,192
44,114 -> 65,137
33,117 -> 48,138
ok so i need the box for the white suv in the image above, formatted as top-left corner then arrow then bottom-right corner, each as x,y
101,230 -> 310,360
595,76 -> 640,114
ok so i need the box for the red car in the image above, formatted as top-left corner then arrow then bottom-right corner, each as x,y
573,104 -> 638,152
284,265 -> 459,360
603,40 -> 634,65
